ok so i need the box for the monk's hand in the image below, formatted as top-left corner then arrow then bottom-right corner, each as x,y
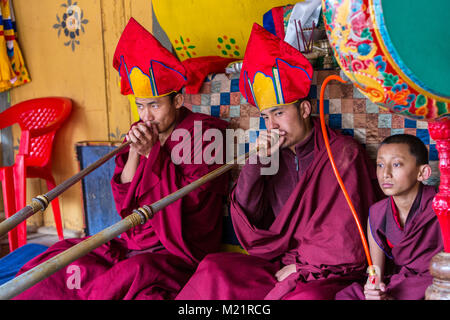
275,264 -> 296,282
126,121 -> 159,158
364,281 -> 391,300
256,129 -> 286,160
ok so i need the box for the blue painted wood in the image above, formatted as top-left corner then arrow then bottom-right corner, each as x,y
76,145 -> 121,236
75,144 -> 241,248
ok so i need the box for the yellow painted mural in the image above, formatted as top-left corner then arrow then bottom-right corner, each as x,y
152,0 -> 300,61
8,0 -> 152,233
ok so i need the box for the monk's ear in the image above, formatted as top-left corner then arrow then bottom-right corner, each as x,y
173,93 -> 184,108
417,164 -> 432,182
299,100 -> 312,119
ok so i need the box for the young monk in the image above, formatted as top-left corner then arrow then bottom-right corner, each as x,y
335,134 -> 444,300
12,18 -> 229,300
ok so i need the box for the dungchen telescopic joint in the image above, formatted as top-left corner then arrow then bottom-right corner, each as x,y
30,194 -> 50,212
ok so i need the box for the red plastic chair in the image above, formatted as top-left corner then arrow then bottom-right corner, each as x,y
0,97 -> 72,251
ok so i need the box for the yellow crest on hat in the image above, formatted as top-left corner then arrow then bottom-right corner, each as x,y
248,68 -> 285,111
128,67 -> 157,98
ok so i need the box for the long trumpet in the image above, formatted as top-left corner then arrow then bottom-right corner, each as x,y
0,140 -> 132,239
0,146 -> 262,300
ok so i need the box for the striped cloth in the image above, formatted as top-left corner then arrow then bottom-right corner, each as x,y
0,0 -> 30,92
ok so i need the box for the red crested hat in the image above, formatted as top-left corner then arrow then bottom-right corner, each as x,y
239,23 -> 313,111
113,18 -> 187,98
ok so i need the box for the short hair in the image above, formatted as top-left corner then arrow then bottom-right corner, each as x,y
168,90 -> 182,103
293,97 -> 311,109
379,134 -> 429,165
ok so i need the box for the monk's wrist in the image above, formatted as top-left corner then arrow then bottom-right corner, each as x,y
128,149 -> 141,161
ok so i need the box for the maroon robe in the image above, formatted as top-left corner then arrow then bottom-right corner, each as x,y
176,117 -> 381,300
335,184 -> 444,300
13,107 -> 229,300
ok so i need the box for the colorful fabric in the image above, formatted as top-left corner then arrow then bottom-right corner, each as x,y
263,5 -> 293,39
335,184 -> 444,300
239,23 -> 313,111
13,107 -> 230,299
113,18 -> 187,99
0,0 -> 30,92
176,118 -> 382,300
0,243 -> 48,285
182,56 -> 239,94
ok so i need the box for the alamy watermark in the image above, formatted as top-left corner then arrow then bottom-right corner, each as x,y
169,121 -> 280,175
66,265 -> 81,290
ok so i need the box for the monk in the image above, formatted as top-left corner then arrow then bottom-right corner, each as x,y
12,18 -> 229,300
175,23 -> 382,300
335,134 -> 444,300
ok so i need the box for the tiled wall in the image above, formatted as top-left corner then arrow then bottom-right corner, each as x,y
183,69 -> 440,187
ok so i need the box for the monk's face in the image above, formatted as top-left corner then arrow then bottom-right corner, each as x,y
376,143 -> 424,198
261,100 -> 312,151
135,93 -> 183,134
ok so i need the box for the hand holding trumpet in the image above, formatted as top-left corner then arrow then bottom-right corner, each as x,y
126,120 -> 159,158
255,129 -> 286,160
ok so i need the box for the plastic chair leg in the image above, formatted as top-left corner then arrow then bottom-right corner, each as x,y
13,158 -> 27,248
1,167 -> 19,252
45,177 -> 64,240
